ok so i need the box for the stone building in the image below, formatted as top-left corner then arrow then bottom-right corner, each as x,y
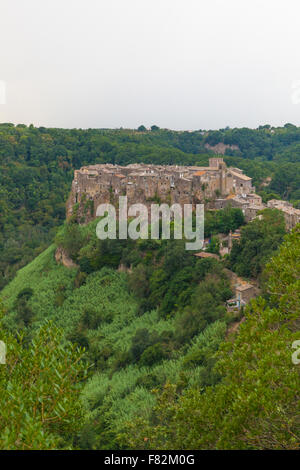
267,200 -> 300,230
229,168 -> 254,195
236,283 -> 256,306
226,282 -> 256,310
215,192 -> 265,222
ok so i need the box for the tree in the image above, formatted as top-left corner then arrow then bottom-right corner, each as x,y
228,209 -> 285,277
139,343 -> 166,366
130,328 -> 152,363
0,315 -> 87,449
207,235 -> 220,255
55,222 -> 84,261
128,264 -> 149,299
15,287 -> 34,327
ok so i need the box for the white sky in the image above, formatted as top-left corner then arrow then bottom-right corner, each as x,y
0,0 -> 300,130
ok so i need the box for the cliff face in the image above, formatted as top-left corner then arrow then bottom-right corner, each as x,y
55,247 -> 78,269
204,143 -> 240,155
66,160 -> 253,223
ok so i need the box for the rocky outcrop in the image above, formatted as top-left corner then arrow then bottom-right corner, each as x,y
118,263 -> 132,273
55,247 -> 78,269
205,143 -> 239,155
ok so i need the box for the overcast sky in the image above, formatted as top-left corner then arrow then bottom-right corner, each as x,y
0,0 -> 300,130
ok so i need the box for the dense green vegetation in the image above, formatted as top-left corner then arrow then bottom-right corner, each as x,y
1,217 -> 236,449
204,206 -> 245,238
1,208 -> 295,449
227,208 -> 286,278
121,227 -> 300,450
0,310 -> 86,449
1,122 -> 300,288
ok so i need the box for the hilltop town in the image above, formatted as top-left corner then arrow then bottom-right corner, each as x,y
67,157 -> 300,230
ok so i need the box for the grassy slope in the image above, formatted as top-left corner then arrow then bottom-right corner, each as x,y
0,245 -> 227,445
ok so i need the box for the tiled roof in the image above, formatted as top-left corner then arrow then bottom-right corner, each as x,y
236,283 -> 254,291
230,170 -> 252,181
194,252 -> 220,259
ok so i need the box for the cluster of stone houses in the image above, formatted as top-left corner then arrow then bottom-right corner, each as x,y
67,157 -> 300,231
67,158 -> 256,220
215,191 -> 300,230
266,199 -> 300,231
215,192 -> 265,222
